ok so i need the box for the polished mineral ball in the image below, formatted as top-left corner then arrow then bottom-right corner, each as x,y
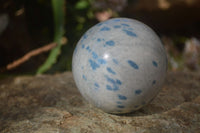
72,18 -> 167,114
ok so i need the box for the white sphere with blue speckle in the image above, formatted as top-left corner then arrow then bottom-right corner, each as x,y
72,18 -> 167,114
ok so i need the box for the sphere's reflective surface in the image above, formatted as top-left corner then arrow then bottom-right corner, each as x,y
72,18 -> 167,114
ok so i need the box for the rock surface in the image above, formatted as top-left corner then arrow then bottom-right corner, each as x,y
0,71 -> 200,133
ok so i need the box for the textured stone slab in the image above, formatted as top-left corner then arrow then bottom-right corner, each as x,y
0,71 -> 200,132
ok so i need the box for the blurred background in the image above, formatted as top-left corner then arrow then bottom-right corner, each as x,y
0,0 -> 200,76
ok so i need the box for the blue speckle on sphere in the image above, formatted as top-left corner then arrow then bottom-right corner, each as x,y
113,25 -> 121,28
106,85 -> 119,91
97,23 -> 103,27
89,59 -> 100,70
107,67 -> 116,75
100,26 -> 111,31
105,76 -> 116,84
105,40 -> 115,46
82,75 -> 87,81
92,52 -> 98,59
106,85 -> 112,90
94,83 -> 100,90
97,58 -> 107,64
123,29 -> 137,37
118,94 -> 127,100
128,60 -> 139,69
81,44 -> 85,49
135,89 -> 142,95
116,79 -> 122,85
105,75 -> 121,91
128,27 -> 134,31
97,38 -> 101,42
152,60 -> 158,67
121,23 -> 130,27
94,83 -> 100,88
86,46 -> 92,53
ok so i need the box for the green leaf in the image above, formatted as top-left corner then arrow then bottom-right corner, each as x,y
36,0 -> 65,74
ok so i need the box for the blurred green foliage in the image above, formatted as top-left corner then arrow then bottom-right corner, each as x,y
75,0 -> 90,9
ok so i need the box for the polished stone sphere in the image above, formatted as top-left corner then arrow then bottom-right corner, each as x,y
72,18 -> 167,114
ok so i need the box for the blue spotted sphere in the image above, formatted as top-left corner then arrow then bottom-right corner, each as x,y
72,18 -> 167,114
